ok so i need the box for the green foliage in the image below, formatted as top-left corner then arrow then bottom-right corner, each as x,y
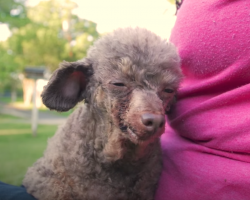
27,0 -> 76,28
8,0 -> 99,71
0,0 -> 30,28
0,0 -> 100,89
8,23 -> 67,70
0,42 -> 20,89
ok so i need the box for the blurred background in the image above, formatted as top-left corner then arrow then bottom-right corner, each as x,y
0,0 -> 177,186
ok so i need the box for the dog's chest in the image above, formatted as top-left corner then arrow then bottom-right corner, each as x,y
70,158 -> 158,200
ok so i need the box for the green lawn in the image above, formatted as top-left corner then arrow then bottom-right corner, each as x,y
0,114 -> 57,186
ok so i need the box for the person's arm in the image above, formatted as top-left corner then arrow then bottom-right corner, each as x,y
0,181 -> 37,200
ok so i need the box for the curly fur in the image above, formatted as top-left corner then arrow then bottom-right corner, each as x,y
23,27 -> 182,200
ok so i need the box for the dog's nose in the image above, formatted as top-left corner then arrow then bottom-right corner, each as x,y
141,113 -> 165,133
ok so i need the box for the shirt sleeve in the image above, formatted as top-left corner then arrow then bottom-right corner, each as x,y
0,181 -> 37,200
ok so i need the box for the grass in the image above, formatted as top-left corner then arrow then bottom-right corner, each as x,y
0,114 -> 57,186
0,114 -> 19,120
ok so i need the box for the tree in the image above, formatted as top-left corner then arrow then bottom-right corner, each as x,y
0,0 -> 100,91
0,0 -> 30,28
7,23 -> 67,70
0,42 -> 20,91
24,0 -> 99,65
6,0 -> 99,71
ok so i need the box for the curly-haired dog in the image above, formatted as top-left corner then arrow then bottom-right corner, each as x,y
23,27 -> 182,200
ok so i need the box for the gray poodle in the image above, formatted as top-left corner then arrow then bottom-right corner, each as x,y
23,27 -> 182,200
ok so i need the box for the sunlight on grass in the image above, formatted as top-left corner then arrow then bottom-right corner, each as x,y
8,102 -> 48,110
0,129 -> 32,135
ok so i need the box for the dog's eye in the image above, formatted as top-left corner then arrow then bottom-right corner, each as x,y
110,82 -> 126,87
164,88 -> 174,93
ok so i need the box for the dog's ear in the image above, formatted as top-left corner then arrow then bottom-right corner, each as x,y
41,60 -> 93,112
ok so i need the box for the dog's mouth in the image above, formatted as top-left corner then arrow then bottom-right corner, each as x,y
120,125 -> 160,144
127,127 -> 139,143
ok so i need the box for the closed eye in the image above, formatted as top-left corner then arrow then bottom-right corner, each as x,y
110,81 -> 126,87
164,89 -> 174,93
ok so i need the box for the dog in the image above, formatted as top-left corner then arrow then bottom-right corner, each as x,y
23,27 -> 182,200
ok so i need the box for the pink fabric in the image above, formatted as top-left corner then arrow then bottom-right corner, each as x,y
155,0 -> 250,199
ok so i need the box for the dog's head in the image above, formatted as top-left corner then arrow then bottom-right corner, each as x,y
42,27 -> 182,146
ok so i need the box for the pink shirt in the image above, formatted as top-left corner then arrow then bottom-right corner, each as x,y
155,0 -> 250,199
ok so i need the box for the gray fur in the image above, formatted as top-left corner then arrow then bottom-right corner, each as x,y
23,27 -> 182,200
